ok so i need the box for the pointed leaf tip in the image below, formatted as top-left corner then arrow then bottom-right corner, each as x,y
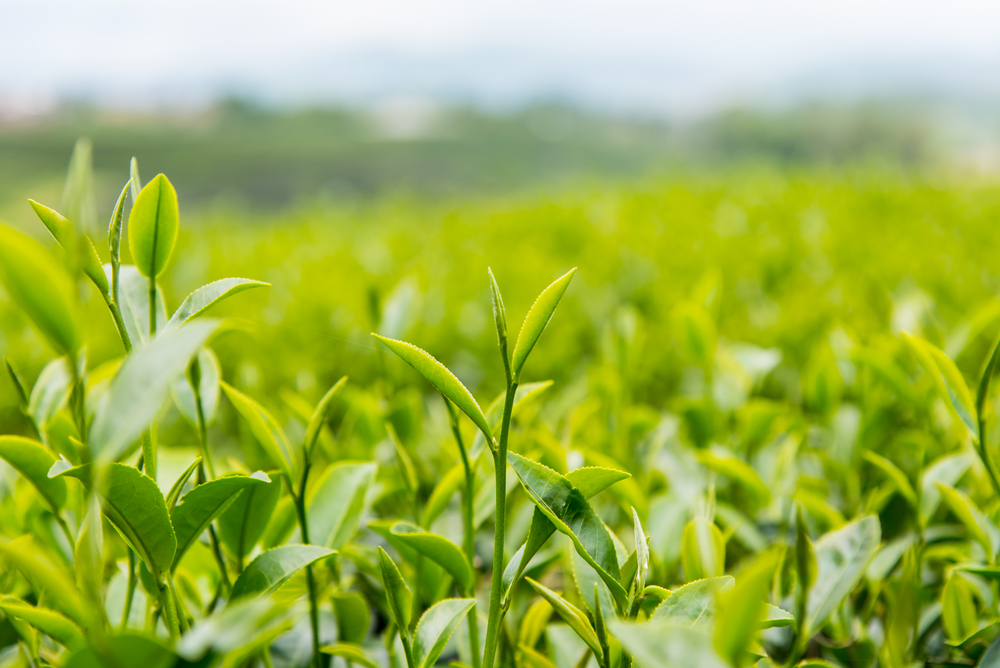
511,268 -> 577,382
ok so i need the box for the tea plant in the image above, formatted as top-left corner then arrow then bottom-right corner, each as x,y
7,141 -> 1000,668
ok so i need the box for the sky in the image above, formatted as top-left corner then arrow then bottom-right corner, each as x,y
4,0 -> 1000,114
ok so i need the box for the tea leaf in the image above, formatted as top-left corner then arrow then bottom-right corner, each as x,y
373,334 -> 493,442
0,436 -> 67,511
0,223 -> 81,353
27,356 -> 71,430
303,375 -> 348,458
937,482 -> 1000,561
511,268 -> 576,382
217,472 -> 282,564
806,514 -> 881,637
412,598 -> 476,668
488,267 -> 508,349
221,381 -> 295,482
63,632 -> 177,668
652,577 -> 734,627
322,643 -> 380,668
904,333 -> 977,438
387,520 -> 474,594
715,550 -> 780,666
171,472 -> 271,568
74,494 -> 103,605
610,620 -> 728,668
60,463 -> 177,580
230,544 -> 334,601
171,347 -> 221,427
128,174 -> 179,278
696,448 -> 770,507
378,546 -> 413,631
117,264 -> 168,346
422,464 -> 465,528
508,452 -> 626,608
331,592 -> 371,643
0,596 -> 83,648
920,453 -> 975,526
863,450 -> 917,509
89,320 -> 218,463
162,277 -> 270,334
942,571 -> 978,643
165,456 -> 202,510
762,604 -> 794,628
0,537 -> 88,628
307,460 -> 376,549
526,578 -> 601,657
108,180 -> 129,274
681,517 -> 726,581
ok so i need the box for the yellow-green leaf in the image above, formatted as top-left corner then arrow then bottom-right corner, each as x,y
128,174 -> 179,278
511,268 -> 576,382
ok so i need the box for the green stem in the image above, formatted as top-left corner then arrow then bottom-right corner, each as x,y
447,401 -> 481,668
105,294 -> 133,354
168,575 -> 190,633
400,629 -> 416,668
158,579 -> 180,641
481,381 -> 517,668
120,551 -> 137,630
293,464 -> 322,668
148,277 -> 157,339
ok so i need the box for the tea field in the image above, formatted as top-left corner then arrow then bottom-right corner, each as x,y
0,146 -> 1000,667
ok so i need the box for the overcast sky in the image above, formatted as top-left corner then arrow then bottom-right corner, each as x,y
4,0 -> 1000,113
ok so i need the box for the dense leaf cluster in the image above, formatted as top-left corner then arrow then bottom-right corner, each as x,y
3,142 -> 1000,668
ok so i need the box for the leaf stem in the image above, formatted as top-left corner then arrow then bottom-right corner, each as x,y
157,579 -> 181,641
447,399 -> 482,668
120,551 -> 137,630
293,462 -> 323,668
481,380 -> 517,668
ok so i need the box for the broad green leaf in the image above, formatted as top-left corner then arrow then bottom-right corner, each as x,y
307,460 -> 376,549
322,643 -> 379,668
806,514 -> 881,637
63,632 -> 177,668
217,472 -> 282,564
172,348 -> 221,427
28,199 -> 74,248
117,264 -> 167,345
569,540 -> 616,624
89,320 -> 218,463
304,375 -> 348,457
488,267 -> 508,347
171,472 -> 271,568
128,173 -> 179,278
165,456 -> 202,510
59,462 -> 176,580
610,620 -> 728,668
936,482 -> 1000,561
681,517 -> 726,581
652,577 -> 734,628
511,268 -> 577,381
421,464 -> 465,528
0,223 -> 81,353
373,334 -> 493,441
903,333 -> 977,438
942,571 -> 978,643
526,578 -> 601,657
229,544 -> 334,601
696,448 -> 769,507
863,450 -> 917,508
221,381 -> 295,481
0,537 -> 88,628
379,546 -> 413,631
387,521 -> 474,594
27,356 -> 71,430
331,592 -> 371,643
162,277 -> 270,334
0,596 -> 83,648
715,551 -> 780,667
503,466 -> 629,594
920,452 -> 974,526
0,436 -> 67,511
508,452 -> 626,608
412,598 -> 476,668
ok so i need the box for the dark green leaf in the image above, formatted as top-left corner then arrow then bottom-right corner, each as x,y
217,473 -> 282,565
229,544 -> 334,601
508,453 -> 626,608
171,472 -> 271,569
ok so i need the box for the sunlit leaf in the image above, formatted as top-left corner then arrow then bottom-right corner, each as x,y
511,268 -> 576,382
162,277 -> 270,334
0,596 -> 83,648
0,436 -> 67,511
412,598 -> 475,668
307,460 -> 376,549
128,174 -> 179,278
217,470 -> 282,565
229,544 -> 334,601
379,546 -> 413,631
526,578 -> 601,657
806,515 -> 880,637
221,381 -> 295,482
